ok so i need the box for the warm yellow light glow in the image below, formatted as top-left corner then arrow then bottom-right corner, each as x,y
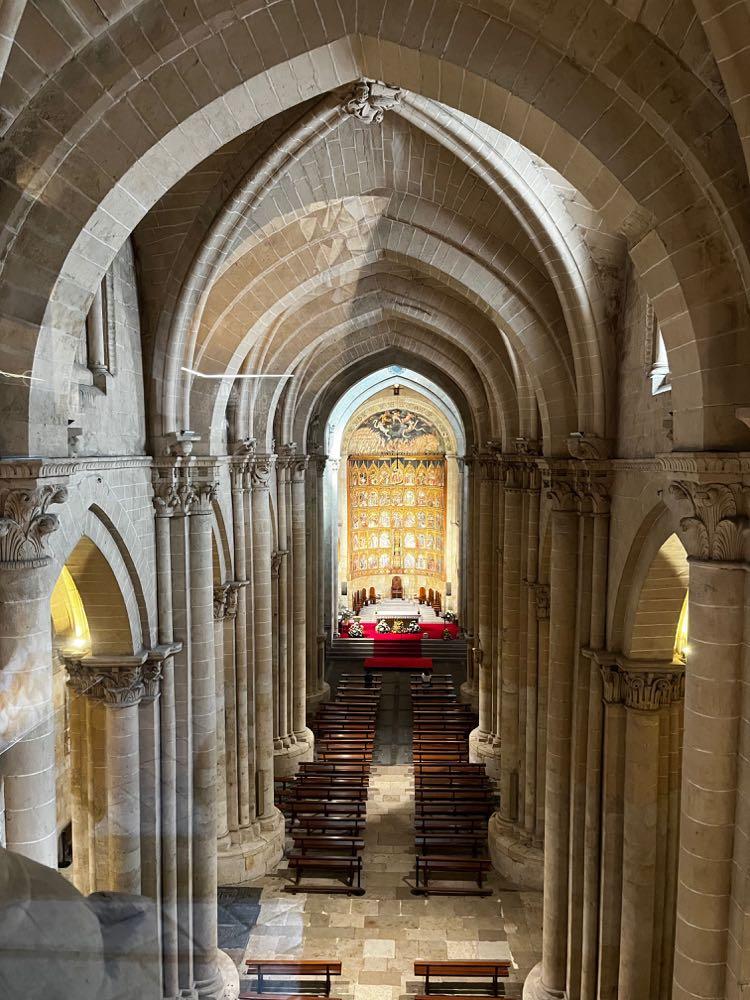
50,566 -> 90,650
674,593 -> 689,664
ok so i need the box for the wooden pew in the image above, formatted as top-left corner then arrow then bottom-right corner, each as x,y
285,852 -> 364,894
290,833 -> 364,857
415,833 -> 487,857
413,960 -> 511,996
243,959 -> 342,997
292,816 -> 366,836
288,799 -> 366,821
413,854 -> 492,895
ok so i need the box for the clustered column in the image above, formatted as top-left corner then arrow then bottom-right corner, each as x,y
667,481 -> 749,1000
0,482 -> 67,869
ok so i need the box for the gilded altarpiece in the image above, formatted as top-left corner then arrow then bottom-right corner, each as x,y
347,409 -> 446,596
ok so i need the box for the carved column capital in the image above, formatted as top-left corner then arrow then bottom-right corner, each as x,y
592,653 -> 685,710
250,454 -> 275,491
153,464 -> 219,516
666,481 -> 750,561
619,665 -> 685,710
544,473 -> 579,512
65,653 -> 149,707
0,484 -> 67,568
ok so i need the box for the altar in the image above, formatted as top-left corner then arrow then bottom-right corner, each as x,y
375,599 -> 421,619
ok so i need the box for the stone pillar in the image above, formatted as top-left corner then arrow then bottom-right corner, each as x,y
152,498 -> 179,1000
312,454 -> 330,705
188,486 -> 220,999
523,480 -> 541,838
290,454 -> 309,741
85,281 -> 107,375
139,657 -> 163,905
525,473 -> 579,1000
251,456 -> 276,819
232,458 -> 254,831
0,482 -> 67,868
154,460 -> 221,999
271,549 -> 286,753
66,677 -> 89,894
66,654 -> 148,895
275,453 -> 290,747
213,585 -> 230,849
533,584 -> 549,846
667,481 -> 748,1000
618,666 -> 684,999
474,453 -> 495,754
500,462 -> 523,822
597,662 -> 626,1000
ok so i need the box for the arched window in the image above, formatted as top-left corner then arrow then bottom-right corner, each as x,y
646,301 -> 671,395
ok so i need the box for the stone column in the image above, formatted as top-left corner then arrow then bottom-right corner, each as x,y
188,483 -> 220,999
275,452 -> 290,747
64,667 -> 89,893
233,458 -> 254,831
500,461 -> 523,822
152,495 -> 179,1000
533,584 -> 549,846
523,478 -> 541,838
618,665 -> 684,1000
290,454 -> 310,741
312,454 -> 330,705
270,549 -> 285,752
139,656 -> 163,902
597,661 -> 626,1000
476,454 -> 494,738
66,654 -> 148,895
251,455 -> 276,819
667,481 -> 748,1000
526,473 -> 579,1000
213,585 -> 230,849
0,482 -> 67,868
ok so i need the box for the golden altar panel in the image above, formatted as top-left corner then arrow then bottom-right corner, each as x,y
347,456 -> 446,596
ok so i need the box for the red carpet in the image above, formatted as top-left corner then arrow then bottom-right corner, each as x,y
341,622 -> 459,640
364,657 -> 434,671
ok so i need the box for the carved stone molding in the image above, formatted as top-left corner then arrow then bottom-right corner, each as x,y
667,481 -> 750,561
271,550 -> 286,579
589,651 -> 685,710
213,583 -> 230,622
567,432 -> 611,462
251,455 -> 274,491
65,653 -> 149,707
141,661 -> 163,700
620,667 -> 685,711
225,582 -> 242,620
343,79 -> 402,124
514,437 -> 541,456
530,583 -> 550,620
0,484 -> 68,568
153,464 -> 219,516
544,474 -> 579,512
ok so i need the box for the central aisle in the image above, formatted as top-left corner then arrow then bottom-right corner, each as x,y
236,770 -> 542,998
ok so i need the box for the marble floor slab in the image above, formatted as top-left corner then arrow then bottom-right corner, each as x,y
236,765 -> 542,1000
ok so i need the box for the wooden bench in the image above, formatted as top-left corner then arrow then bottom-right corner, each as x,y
292,815 -> 366,835
285,852 -> 364,894
415,816 -> 488,835
288,799 -> 366,821
415,788 -> 496,803
287,786 -> 367,802
291,833 -> 364,856
415,801 -> 494,817
415,833 -> 487,856
414,854 -> 492,894
243,959 -> 342,996
414,763 -> 486,775
413,960 -> 511,995
299,762 -> 370,775
317,751 -> 373,763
